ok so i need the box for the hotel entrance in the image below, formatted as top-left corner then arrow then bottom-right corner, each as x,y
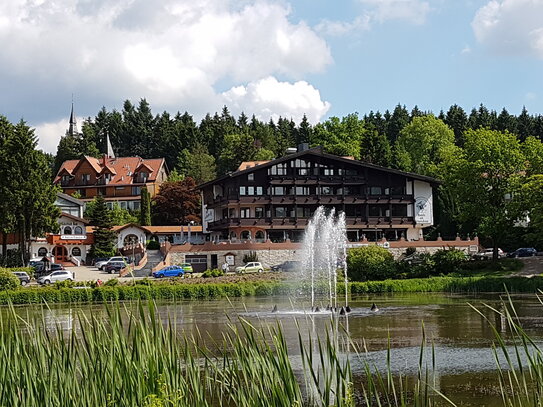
53,246 -> 68,262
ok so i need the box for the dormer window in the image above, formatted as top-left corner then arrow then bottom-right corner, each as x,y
61,175 -> 70,183
140,172 -> 148,182
81,174 -> 90,184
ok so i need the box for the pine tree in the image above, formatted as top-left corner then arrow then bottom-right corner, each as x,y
140,187 -> 152,226
2,120 -> 60,265
89,196 -> 117,258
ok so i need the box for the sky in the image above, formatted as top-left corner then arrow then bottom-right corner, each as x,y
1,0 -> 543,153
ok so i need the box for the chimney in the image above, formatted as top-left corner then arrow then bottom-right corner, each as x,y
102,154 -> 107,167
297,143 -> 309,152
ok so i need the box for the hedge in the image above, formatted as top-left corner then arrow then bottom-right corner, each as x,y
1,276 -> 543,305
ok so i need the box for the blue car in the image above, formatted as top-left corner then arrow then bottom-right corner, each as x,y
152,265 -> 185,278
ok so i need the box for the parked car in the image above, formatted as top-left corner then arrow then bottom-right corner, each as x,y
400,252 -> 425,265
37,270 -> 73,285
235,262 -> 264,274
271,261 -> 301,272
178,263 -> 193,273
152,265 -> 186,278
104,261 -> 126,274
97,256 -> 128,270
12,271 -> 30,286
35,263 -> 65,278
92,257 -> 109,267
474,248 -> 505,260
507,248 -> 537,258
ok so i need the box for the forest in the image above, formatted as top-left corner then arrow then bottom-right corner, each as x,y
50,100 -> 543,252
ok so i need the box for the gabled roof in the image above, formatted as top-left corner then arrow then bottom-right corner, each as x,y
135,161 -> 154,173
54,156 -> 166,185
56,192 -> 84,207
59,212 -> 89,224
198,147 -> 440,189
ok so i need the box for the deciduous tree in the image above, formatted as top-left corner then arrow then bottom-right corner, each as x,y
152,178 -> 201,225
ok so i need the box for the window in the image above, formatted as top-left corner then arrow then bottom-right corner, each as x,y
270,163 -> 287,175
132,186 -> 141,195
274,207 -> 287,217
115,186 -> 125,190
222,208 -> 228,219
296,206 -> 313,218
79,189 -> 86,197
120,201 -> 127,210
97,187 -> 106,196
72,247 -> 81,256
345,186 -> 360,195
61,175 -> 70,183
256,186 -> 263,195
240,186 -> 246,196
369,205 -> 382,217
295,186 -> 310,195
229,208 -> 236,218
38,247 -> 47,257
390,186 -> 405,195
240,208 -> 250,218
324,167 -> 334,176
369,186 -> 382,195
271,186 -> 285,195
345,169 -> 358,176
74,226 -> 83,234
140,172 -> 149,182
64,226 -> 72,235
319,186 -> 333,195
255,207 -> 264,218
248,173 -> 254,181
81,174 -> 90,183
247,186 -> 255,195
392,204 -> 408,217
132,201 -> 141,211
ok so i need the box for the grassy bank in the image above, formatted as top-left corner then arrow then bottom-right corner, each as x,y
1,274 -> 543,305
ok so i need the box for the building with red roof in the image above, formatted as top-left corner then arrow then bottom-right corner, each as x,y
54,154 -> 168,211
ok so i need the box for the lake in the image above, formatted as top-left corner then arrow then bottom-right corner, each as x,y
6,292 -> 543,406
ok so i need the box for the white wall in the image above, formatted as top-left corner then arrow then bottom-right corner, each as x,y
117,226 -> 147,249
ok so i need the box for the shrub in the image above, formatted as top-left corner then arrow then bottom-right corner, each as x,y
347,246 -> 396,281
432,249 -> 468,275
0,268 -> 21,290
146,240 -> 161,250
104,279 -> 119,287
202,269 -> 224,278
54,280 -> 75,289
243,251 -> 259,263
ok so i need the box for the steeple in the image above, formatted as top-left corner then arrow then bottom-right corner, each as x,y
67,101 -> 78,137
106,131 -> 115,158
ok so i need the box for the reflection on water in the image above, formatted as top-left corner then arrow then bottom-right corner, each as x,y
4,292 -> 543,406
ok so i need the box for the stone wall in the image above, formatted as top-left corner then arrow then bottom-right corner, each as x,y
168,237 -> 480,270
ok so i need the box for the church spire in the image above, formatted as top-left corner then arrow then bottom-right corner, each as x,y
67,100 -> 78,137
106,131 -> 115,158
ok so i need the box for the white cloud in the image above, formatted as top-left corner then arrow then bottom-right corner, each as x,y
358,0 -> 431,25
35,119 -> 69,154
461,45 -> 472,54
0,0 -> 333,152
221,76 -> 331,124
316,15 -> 371,36
316,0 -> 430,37
472,0 -> 543,58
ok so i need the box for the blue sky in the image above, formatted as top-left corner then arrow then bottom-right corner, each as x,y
0,0 -> 542,152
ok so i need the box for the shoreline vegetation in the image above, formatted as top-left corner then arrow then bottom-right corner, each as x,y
1,274 -> 543,305
0,296 -> 541,406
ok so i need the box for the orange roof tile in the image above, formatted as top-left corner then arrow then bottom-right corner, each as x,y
54,156 -> 165,185
237,161 -> 270,171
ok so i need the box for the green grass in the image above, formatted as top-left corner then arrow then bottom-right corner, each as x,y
1,273 -> 543,305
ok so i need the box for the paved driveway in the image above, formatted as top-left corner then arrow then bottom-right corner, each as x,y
67,266 -> 124,282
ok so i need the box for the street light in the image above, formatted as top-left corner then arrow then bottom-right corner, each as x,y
188,221 -> 195,244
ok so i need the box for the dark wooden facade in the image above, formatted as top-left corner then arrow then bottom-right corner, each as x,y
200,147 -> 438,242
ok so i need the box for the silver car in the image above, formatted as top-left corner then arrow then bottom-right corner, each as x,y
37,270 -> 73,285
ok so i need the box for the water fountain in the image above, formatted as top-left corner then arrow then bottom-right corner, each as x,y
301,206 -> 349,312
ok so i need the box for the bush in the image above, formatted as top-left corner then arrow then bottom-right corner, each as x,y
104,279 -> 119,287
347,246 -> 396,281
146,240 -> 161,250
0,268 -> 21,290
243,251 -> 259,263
202,269 -> 224,278
432,249 -> 468,275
